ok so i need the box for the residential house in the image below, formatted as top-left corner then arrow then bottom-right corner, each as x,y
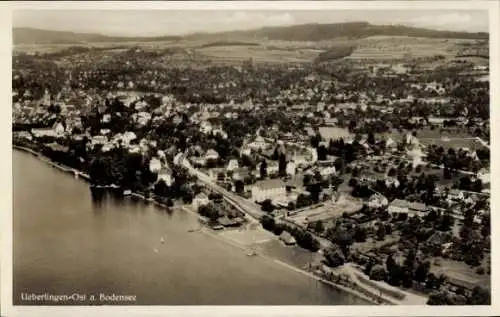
265,161 -> 280,176
291,151 -> 311,167
408,147 -> 426,167
213,127 -> 228,139
14,131 -> 33,141
101,143 -> 114,153
232,167 -> 250,181
251,185 -> 286,203
477,168 -> 490,185
205,149 -> 220,161
121,131 -> 137,146
385,177 -> 400,188
134,100 -> 148,111
149,158 -> 162,173
52,121 -> 66,137
90,135 -> 108,147
200,121 -> 213,134
240,147 -> 252,157
100,129 -> 111,136
208,168 -> 227,182
101,114 -> 112,123
157,167 -> 173,186
405,133 -> 420,149
128,145 -> 141,154
385,137 -> 397,150
320,166 -> 336,177
173,152 -> 184,166
286,161 -> 297,177
192,192 -> 210,209
248,136 -> 268,151
31,128 -> 56,138
132,112 -> 152,127
426,231 -> 452,248
368,193 -> 389,209
448,189 -> 465,201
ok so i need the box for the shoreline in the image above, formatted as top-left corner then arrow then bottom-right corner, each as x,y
13,145 -> 385,305
193,222 -> 383,305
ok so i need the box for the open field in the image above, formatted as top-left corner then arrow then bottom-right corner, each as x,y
431,256 -> 491,289
196,45 -> 320,63
307,126 -> 353,140
352,234 -> 400,253
14,34 -> 488,67
288,194 -> 363,226
381,128 -> 487,150
348,37 -> 483,60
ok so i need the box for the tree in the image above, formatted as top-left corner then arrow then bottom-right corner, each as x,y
353,225 -> 367,242
234,179 -> 245,194
481,212 -> 490,237
324,248 -> 345,268
317,145 -> 328,161
369,264 -> 386,281
386,255 -> 396,272
271,147 -> 279,160
259,159 -> 268,179
414,261 -> 431,283
403,249 -> 417,279
364,259 -> 374,276
153,179 -> 169,198
367,131 -> 375,145
376,224 -> 386,241
303,174 -> 312,187
261,215 -> 275,231
388,167 -> 397,177
438,210 -> 454,232
313,221 -> 325,235
261,199 -> 274,213
467,286 -> 491,305
427,291 -> 453,305
472,179 -> 483,193
425,272 -> 438,290
296,193 -> 311,208
278,153 -> 287,176
334,157 -> 345,174
273,223 -> 285,236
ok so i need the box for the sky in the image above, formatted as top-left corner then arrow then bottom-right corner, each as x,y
12,9 -> 489,37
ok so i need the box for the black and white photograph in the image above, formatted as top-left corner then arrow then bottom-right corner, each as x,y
2,1 -> 499,316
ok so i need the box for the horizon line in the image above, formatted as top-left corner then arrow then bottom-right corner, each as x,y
12,21 -> 491,39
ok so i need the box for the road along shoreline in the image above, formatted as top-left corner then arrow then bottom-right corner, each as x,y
13,146 -> 389,305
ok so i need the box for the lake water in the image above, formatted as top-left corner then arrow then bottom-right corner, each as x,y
13,149 -> 367,305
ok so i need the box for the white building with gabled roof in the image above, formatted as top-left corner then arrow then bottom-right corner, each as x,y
227,159 -> 239,172
205,149 -> 220,161
149,158 -> 162,173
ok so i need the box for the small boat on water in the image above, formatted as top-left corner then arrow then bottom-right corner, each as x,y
123,190 -> 132,196
153,248 -> 159,254
160,237 -> 165,244
247,243 -> 257,256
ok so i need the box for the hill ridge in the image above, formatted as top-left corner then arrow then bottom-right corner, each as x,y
13,22 -> 488,45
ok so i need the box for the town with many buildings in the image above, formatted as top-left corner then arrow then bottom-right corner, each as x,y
12,20 -> 491,306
